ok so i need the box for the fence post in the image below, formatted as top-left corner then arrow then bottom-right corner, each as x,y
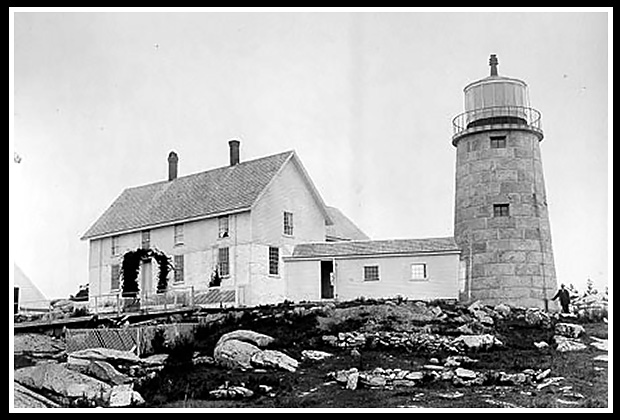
190,286 -> 194,307
94,296 -> 99,316
164,291 -> 167,311
116,293 -> 121,316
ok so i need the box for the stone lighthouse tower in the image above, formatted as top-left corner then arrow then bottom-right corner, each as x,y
452,55 -> 557,309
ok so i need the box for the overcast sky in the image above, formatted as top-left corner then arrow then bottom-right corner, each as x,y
11,10 -> 610,299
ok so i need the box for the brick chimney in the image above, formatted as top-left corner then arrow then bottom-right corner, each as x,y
168,151 -> 178,181
229,139 -> 240,166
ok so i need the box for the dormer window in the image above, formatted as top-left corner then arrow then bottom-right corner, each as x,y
218,216 -> 230,238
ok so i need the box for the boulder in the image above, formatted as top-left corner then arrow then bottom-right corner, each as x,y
363,375 -> 387,388
455,368 -> 477,380
215,330 -> 275,348
472,309 -> 494,325
68,348 -> 141,365
214,339 -> 261,370
453,334 -> 503,351
536,369 -> 551,381
346,371 -> 360,390
141,354 -> 169,366
14,333 -> 66,355
493,303 -> 512,318
67,360 -> 131,386
590,337 -> 608,352
534,341 -> 549,349
332,368 -> 358,385
14,363 -> 111,404
467,300 -> 484,312
301,350 -> 333,361
321,335 -> 338,346
393,379 -> 417,387
209,385 -> 254,399
405,371 -> 424,381
107,384 -> 144,407
554,323 -> 585,339
554,336 -> 587,352
524,309 -> 545,326
250,349 -> 299,372
13,382 -> 60,408
499,372 -> 527,385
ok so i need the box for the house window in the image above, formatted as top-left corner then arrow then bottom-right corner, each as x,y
493,203 -> 510,217
283,211 -> 294,236
174,255 -> 184,284
111,236 -> 120,256
363,265 -> 380,282
218,247 -> 230,277
174,224 -> 184,246
141,230 -> 151,249
218,216 -> 229,238
111,264 -> 120,291
269,246 -> 279,275
490,136 -> 507,149
411,263 -> 427,281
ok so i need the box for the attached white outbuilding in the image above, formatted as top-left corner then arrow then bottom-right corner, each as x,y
284,237 -> 461,303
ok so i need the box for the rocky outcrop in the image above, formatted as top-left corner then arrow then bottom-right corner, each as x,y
250,350 -> 298,372
13,382 -> 60,408
107,384 -> 145,407
554,336 -> 587,352
554,323 -> 585,339
209,384 -> 254,399
67,359 -> 131,386
215,330 -> 275,348
14,363 -> 111,404
68,348 -> 141,365
452,334 -> 503,351
301,350 -> 333,361
214,339 -> 262,370
213,330 -> 298,372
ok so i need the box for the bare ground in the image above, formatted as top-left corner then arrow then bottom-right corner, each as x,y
132,304 -> 608,409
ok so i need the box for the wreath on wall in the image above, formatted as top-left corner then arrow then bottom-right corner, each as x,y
120,247 -> 173,297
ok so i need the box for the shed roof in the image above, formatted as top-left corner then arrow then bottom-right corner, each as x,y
291,237 -> 460,259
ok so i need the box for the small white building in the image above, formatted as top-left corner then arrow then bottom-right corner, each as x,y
285,238 -> 461,302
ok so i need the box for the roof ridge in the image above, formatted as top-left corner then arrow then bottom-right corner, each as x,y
123,150 -> 295,191
297,236 -> 456,245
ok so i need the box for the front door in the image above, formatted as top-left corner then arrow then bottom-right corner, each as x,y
320,260 -> 334,299
141,261 -> 152,299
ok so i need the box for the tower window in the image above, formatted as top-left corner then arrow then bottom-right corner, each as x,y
493,204 -> 510,217
490,136 -> 507,149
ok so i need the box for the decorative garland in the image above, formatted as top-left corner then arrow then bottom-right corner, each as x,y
120,247 -> 173,297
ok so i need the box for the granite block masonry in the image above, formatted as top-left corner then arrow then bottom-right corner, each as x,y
452,55 -> 557,309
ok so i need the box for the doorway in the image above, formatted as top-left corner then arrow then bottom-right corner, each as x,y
141,261 -> 153,298
320,260 -> 334,299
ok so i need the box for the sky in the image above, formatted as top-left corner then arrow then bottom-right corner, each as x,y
10,9 -> 611,300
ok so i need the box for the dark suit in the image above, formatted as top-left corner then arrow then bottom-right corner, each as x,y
552,288 -> 571,313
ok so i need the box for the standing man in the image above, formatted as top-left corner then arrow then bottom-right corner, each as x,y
551,284 -> 571,314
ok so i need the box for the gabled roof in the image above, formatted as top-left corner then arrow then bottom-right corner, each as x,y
14,264 -> 47,306
290,237 -> 460,259
325,206 -> 369,241
82,150 -> 331,240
